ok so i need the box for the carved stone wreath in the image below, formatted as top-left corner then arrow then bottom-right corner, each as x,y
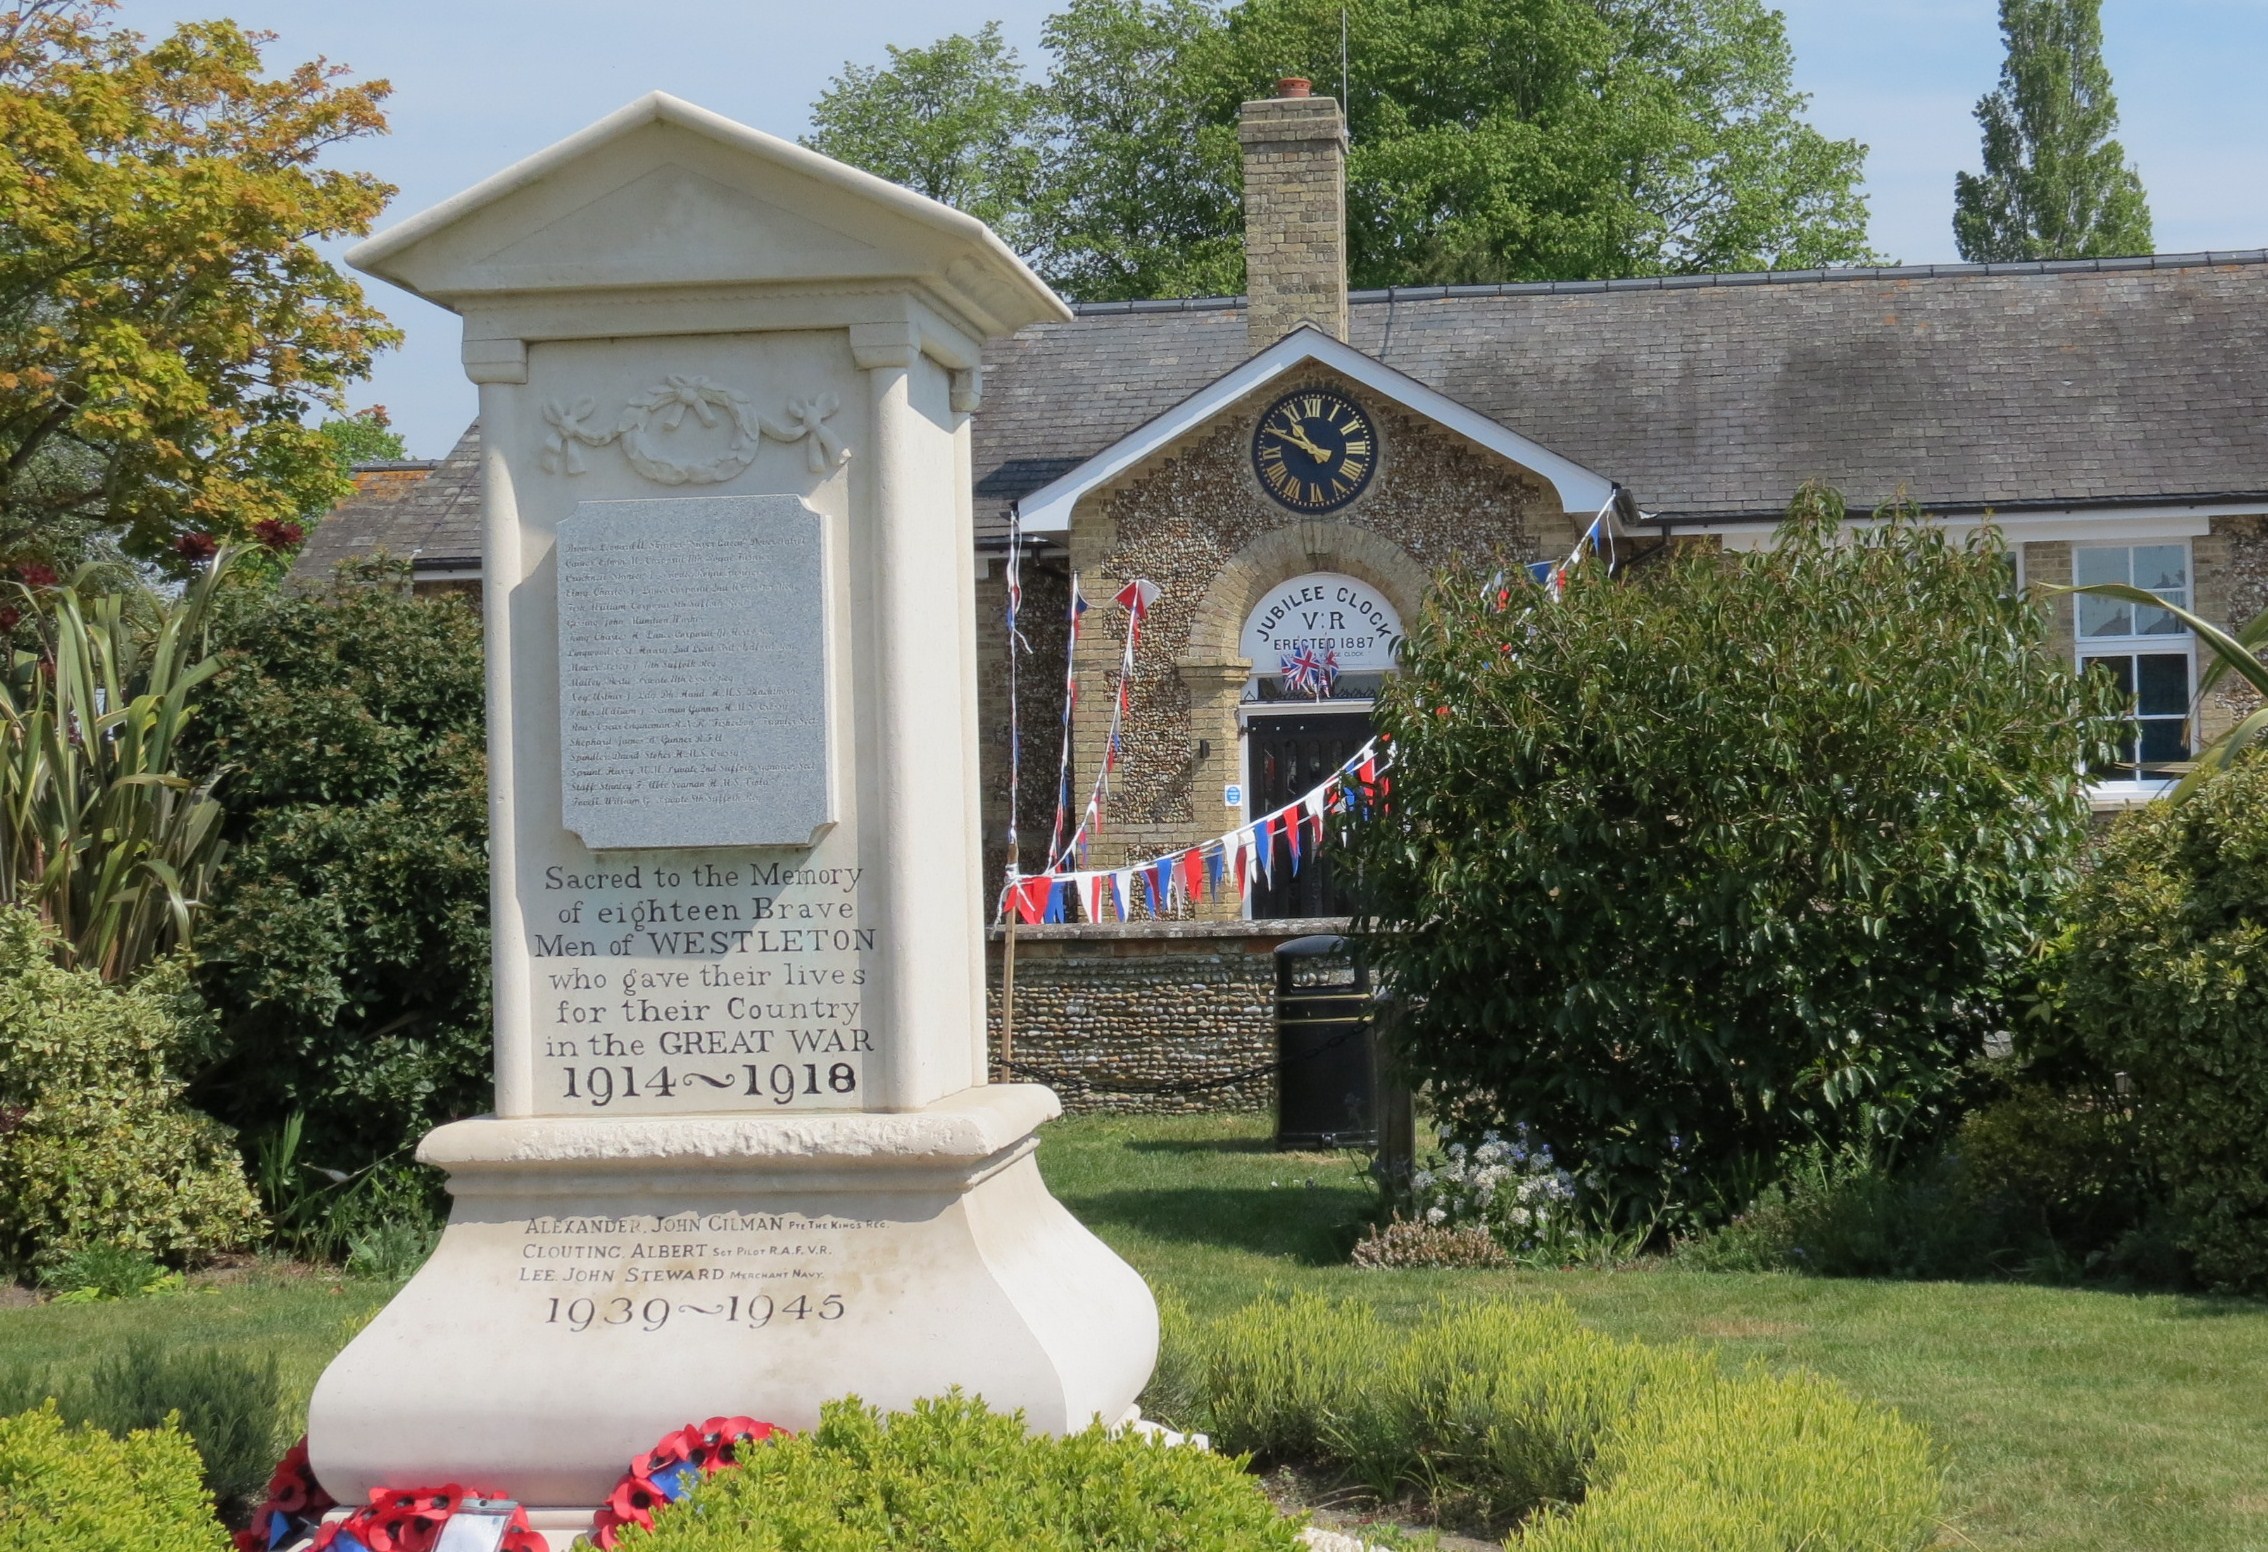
541,376 -> 850,486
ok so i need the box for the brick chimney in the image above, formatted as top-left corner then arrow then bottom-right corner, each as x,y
1239,77 -> 1348,349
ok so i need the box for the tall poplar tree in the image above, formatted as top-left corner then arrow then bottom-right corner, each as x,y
1953,0 -> 2153,262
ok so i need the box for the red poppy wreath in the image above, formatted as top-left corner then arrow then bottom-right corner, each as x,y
308,1484 -> 546,1552
591,1416 -> 786,1548
236,1437 -> 338,1552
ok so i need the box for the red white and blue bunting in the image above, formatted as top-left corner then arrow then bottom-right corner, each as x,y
1001,736 -> 1394,927
999,492 -> 1615,928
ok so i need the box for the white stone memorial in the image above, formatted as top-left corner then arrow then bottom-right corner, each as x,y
306,94 -> 1156,1538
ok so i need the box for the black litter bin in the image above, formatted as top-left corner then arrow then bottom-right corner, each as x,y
1274,934 -> 1376,1148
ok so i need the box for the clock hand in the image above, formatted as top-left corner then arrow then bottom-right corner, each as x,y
1273,417 -> 1332,460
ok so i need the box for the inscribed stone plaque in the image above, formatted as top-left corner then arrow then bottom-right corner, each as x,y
557,497 -> 831,849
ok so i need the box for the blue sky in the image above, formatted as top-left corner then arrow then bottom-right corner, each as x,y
122,1 -> 2268,457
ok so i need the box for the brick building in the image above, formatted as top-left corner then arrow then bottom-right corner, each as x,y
301,81 -> 2268,1104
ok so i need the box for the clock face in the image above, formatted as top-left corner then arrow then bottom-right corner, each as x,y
1252,388 -> 1376,513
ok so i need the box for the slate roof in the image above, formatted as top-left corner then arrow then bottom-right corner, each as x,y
295,422 -> 483,580
977,250 -> 2268,540
298,251 -> 2268,576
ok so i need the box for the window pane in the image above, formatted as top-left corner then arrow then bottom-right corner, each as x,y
2074,548 -> 2129,588
2078,592 -> 2133,637
2136,653 -> 2190,715
2084,654 -> 2136,699
2134,544 -> 2188,598
2135,601 -> 2183,635
2138,716 -> 2190,767
2092,724 -> 2139,777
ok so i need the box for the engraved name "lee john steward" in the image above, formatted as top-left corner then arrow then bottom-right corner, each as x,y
556,496 -> 832,850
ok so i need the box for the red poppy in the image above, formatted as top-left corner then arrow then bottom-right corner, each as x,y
236,1436 -> 337,1552
309,1484 -> 542,1552
592,1418 -> 787,1549
174,532 -> 219,561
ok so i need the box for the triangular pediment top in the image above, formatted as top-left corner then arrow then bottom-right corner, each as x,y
1014,327 -> 1623,531
348,93 -> 1065,336
469,162 -> 882,290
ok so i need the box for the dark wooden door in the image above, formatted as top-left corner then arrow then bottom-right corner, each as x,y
1247,711 -> 1372,920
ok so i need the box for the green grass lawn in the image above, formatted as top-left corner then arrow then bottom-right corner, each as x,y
0,1112 -> 2262,1550
1040,1113 -> 2268,1552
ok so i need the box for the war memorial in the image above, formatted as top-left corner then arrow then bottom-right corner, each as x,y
303,94 -> 1158,1540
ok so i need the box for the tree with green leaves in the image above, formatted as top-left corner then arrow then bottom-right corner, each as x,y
1208,0 -> 1874,288
185,559 -> 489,1180
1953,0 -> 2152,262
804,0 -> 1873,301
316,406 -> 408,482
1030,0 -> 1244,301
802,21 -> 1045,254
0,1 -> 399,574
1349,488 -> 2118,1228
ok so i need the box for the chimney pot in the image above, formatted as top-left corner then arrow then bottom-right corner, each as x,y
1276,76 -> 1312,98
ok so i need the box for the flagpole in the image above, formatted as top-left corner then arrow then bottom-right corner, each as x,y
1000,844 -> 1018,1083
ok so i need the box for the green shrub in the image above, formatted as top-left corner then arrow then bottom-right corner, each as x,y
344,1218 -> 438,1284
1350,489 -> 2117,1226
1678,1149 -> 2001,1280
34,1243 -> 181,1301
2056,752 -> 2268,1291
1521,1368 -> 1941,1552
1171,1294 -> 1939,1545
1678,1094 -> 2176,1287
0,1343 -> 286,1513
1955,1080 -> 2157,1259
0,908 -> 259,1267
618,1393 -> 1300,1552
1349,1218 -> 1510,1269
0,1403 -> 229,1551
1136,1292 -> 1205,1435
0,553 -> 236,983
1194,1295 -> 1666,1528
183,560 -> 486,1208
81,1344 -> 285,1511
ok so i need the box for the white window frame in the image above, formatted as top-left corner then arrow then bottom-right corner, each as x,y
2070,541 -> 2197,805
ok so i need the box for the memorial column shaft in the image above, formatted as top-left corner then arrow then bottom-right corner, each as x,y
853,323 -> 979,1108
473,357 -> 536,1117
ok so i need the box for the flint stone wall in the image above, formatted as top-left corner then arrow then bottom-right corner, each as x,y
985,918 -> 1349,1113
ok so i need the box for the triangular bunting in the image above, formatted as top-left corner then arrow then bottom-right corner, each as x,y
1010,877 -> 1051,926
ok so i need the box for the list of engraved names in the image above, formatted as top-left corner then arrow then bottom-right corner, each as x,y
556,498 -> 829,850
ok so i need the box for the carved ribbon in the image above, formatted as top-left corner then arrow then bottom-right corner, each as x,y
540,397 -> 611,475
538,381 -> 851,485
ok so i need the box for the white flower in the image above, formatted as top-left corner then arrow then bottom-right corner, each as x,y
1426,1207 -> 1447,1225
1510,1207 -> 1532,1227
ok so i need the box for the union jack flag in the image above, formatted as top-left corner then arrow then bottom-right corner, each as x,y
1278,645 -> 1340,698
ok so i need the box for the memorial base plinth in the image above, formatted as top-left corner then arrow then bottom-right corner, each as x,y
306,1085 -> 1156,1525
